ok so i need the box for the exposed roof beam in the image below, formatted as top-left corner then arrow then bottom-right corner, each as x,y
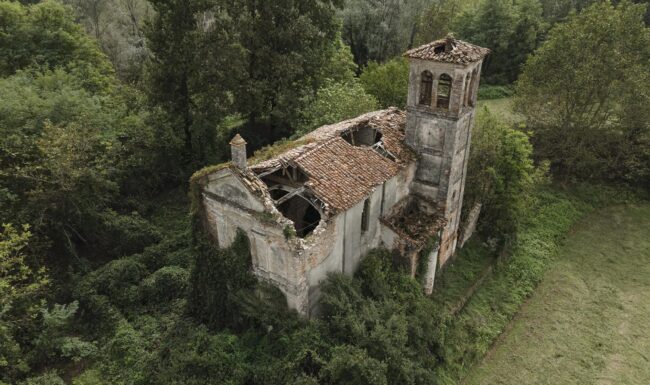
255,165 -> 282,178
274,186 -> 305,206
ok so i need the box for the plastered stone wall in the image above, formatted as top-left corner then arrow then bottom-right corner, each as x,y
460,202 -> 482,247
406,58 -> 483,268
203,169 -> 310,313
202,165 -> 416,316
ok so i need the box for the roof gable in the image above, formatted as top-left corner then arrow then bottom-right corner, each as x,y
204,168 -> 266,212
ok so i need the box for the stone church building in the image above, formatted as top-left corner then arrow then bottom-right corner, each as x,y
196,36 -> 489,316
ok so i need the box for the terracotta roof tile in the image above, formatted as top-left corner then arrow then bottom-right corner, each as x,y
295,137 -> 400,211
405,36 -> 489,65
249,108 -> 414,212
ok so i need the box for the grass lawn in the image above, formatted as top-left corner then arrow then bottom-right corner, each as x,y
477,98 -> 521,124
465,204 -> 650,385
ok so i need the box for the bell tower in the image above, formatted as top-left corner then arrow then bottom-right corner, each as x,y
404,35 -> 489,267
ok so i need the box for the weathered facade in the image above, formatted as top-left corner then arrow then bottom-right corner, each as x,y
196,36 -> 489,316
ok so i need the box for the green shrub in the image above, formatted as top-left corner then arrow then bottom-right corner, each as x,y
20,372 -> 66,385
319,250 -> 442,385
77,258 -> 147,310
139,266 -> 189,302
30,302 -> 97,366
321,345 -> 388,385
477,85 -> 513,100
133,233 -> 192,271
187,230 -> 255,329
359,57 -> 409,109
97,210 -> 161,260
143,324 -> 248,385
297,80 -> 378,136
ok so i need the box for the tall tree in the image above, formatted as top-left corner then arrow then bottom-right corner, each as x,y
416,0 -> 462,45
230,0 -> 344,139
359,57 -> 409,109
64,0 -> 152,82
341,0 -> 430,66
462,109 -> 536,238
144,0 -> 243,166
509,0 -> 546,78
515,1 -> 650,184
0,70 -> 161,265
454,0 -> 545,84
0,0 -> 114,91
0,225 -> 48,383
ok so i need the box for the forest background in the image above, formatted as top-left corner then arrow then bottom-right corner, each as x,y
1,0 -> 649,384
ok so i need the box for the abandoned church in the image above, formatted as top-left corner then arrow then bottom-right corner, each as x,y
193,36 -> 490,316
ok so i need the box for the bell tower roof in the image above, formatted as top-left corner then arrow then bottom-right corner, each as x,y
405,35 -> 490,65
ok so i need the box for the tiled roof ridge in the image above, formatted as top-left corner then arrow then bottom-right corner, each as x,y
292,135 -> 342,167
251,108 -> 402,170
404,36 -> 490,65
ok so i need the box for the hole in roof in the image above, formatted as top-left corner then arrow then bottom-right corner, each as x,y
278,195 -> 321,238
434,44 -> 445,54
257,166 -> 324,238
269,189 -> 288,201
341,126 -> 382,147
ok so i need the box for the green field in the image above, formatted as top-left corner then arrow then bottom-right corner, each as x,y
465,204 -> 650,385
477,98 -> 522,124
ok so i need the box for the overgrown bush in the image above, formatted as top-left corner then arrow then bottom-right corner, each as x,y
320,250 -> 442,385
143,324 -> 248,385
515,1 -> 650,185
297,79 -> 379,136
477,85 -> 513,100
187,230 -> 255,329
359,57 -> 409,109
139,266 -> 190,302
462,108 -> 541,240
82,258 -> 147,308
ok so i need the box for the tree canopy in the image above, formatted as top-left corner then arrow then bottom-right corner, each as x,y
515,0 -> 650,183
1,0 -> 648,384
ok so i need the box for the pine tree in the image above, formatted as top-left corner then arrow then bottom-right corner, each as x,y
144,0 -> 243,166
229,0 -> 343,139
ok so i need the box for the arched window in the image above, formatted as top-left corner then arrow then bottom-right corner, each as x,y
468,69 -> 478,107
361,198 -> 370,233
419,71 -> 433,106
463,73 -> 471,107
436,73 -> 452,109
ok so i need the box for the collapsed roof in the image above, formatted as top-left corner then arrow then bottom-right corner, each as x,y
404,35 -> 490,65
250,108 -> 414,216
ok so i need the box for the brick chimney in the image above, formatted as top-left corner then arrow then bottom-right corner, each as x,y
230,134 -> 247,170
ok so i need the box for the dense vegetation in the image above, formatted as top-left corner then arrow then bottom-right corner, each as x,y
0,0 -> 648,384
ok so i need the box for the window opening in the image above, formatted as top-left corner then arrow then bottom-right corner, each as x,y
278,195 -> 321,238
463,73 -> 471,107
341,126 -> 382,147
468,70 -> 478,107
419,71 -> 433,106
361,198 -> 371,233
436,73 -> 452,110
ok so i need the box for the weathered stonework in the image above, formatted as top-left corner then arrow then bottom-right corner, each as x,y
197,36 -> 488,316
